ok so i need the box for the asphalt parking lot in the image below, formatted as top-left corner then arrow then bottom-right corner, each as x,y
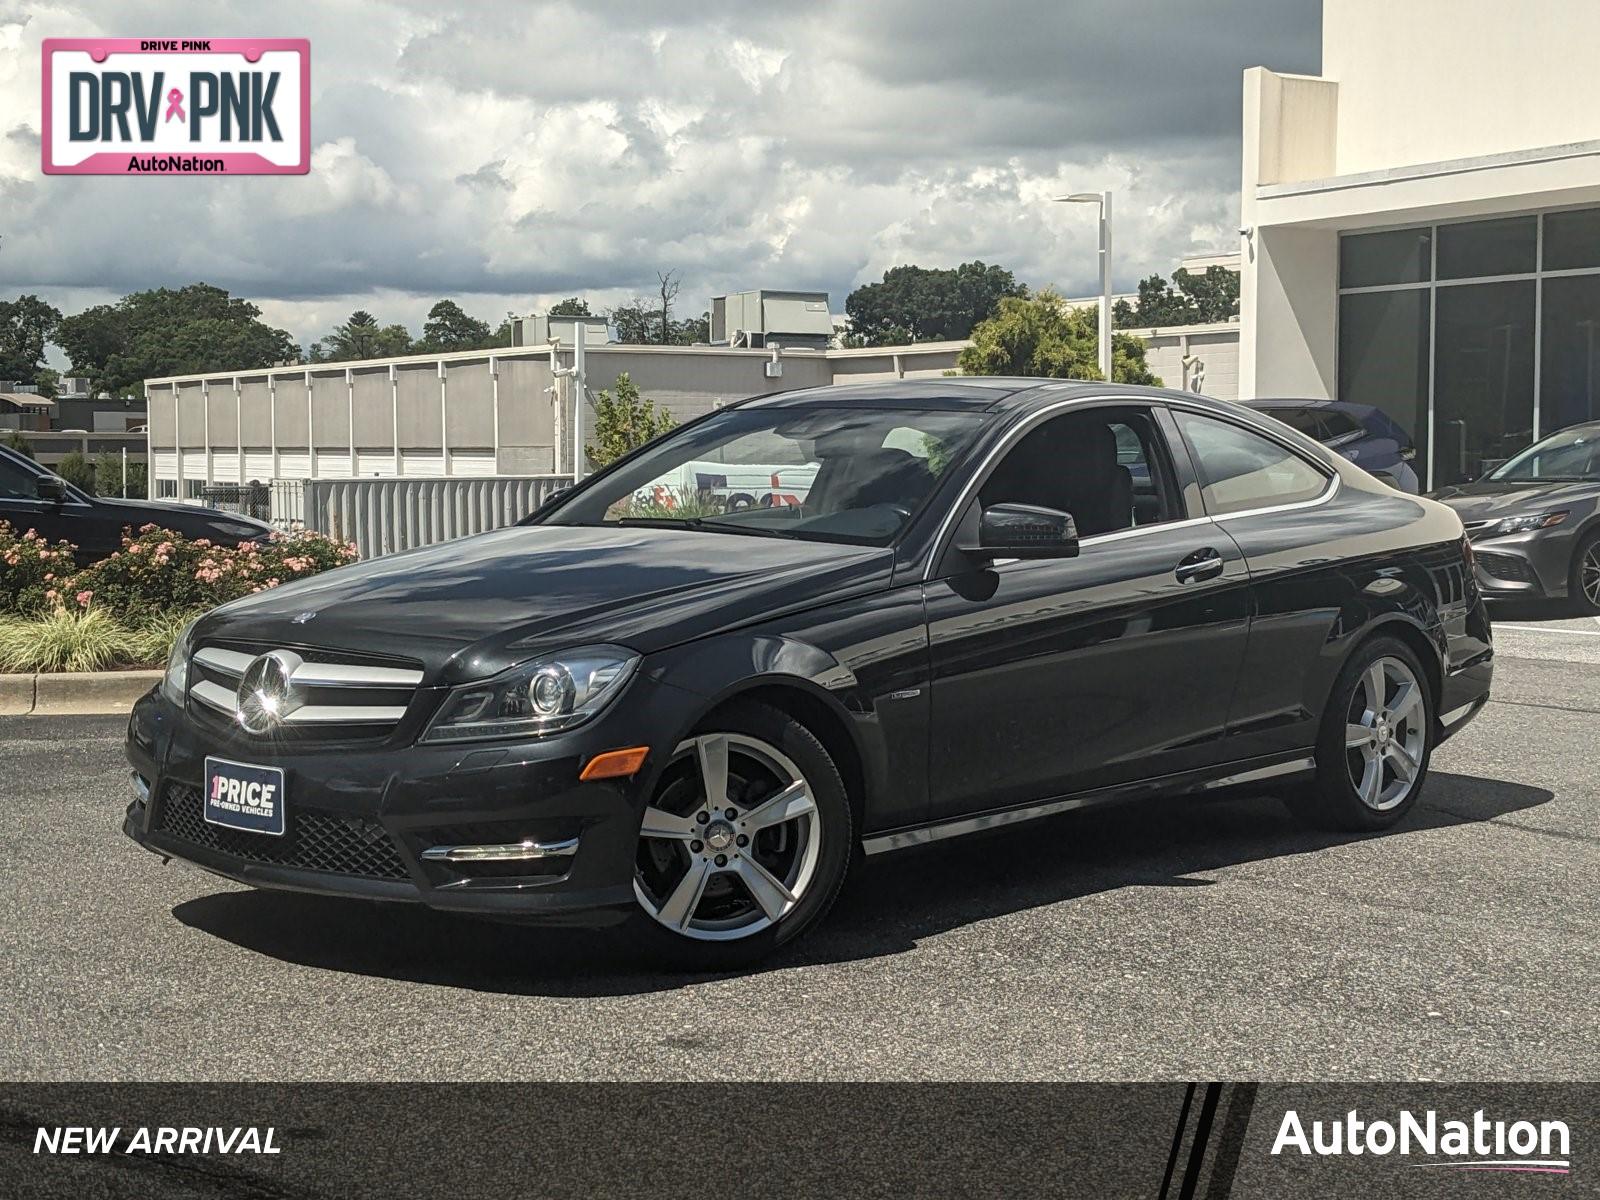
2,611 -> 1597,1082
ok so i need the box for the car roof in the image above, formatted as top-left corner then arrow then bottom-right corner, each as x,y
737,378 -> 1251,416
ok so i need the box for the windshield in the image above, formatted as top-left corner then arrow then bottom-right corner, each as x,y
541,405 -> 989,545
1488,425 -> 1600,482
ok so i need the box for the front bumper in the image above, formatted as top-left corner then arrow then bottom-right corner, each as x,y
122,677 -> 697,926
1468,527 -> 1577,599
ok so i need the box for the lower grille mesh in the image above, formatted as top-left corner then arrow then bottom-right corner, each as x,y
1475,551 -> 1535,584
154,784 -> 410,881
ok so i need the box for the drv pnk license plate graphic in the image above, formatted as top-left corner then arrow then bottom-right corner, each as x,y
41,38 -> 310,175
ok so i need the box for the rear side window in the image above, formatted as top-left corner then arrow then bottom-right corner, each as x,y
1268,407 -> 1325,437
1319,411 -> 1364,439
1174,412 -> 1330,516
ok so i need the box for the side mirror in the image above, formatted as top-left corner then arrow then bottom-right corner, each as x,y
35,476 -> 67,504
959,502 -> 1080,561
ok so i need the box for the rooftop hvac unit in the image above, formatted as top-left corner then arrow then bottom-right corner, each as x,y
709,289 -> 832,350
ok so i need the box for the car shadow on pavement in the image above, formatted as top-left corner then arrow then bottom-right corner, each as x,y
171,770 -> 1552,997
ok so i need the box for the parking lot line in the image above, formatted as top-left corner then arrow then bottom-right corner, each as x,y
1495,624 -> 1600,637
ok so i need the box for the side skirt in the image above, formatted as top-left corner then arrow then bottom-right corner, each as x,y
860,754 -> 1317,856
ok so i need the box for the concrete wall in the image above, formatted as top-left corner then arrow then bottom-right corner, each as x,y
142,335 -> 1231,490
1239,226 -> 1338,400
1324,0 -> 1600,176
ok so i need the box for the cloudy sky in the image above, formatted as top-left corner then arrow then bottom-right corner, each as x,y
0,0 -> 1320,355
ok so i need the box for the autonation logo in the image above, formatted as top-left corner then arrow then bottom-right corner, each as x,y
1273,1108 -> 1571,1174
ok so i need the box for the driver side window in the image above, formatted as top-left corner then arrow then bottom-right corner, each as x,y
0,454 -> 44,500
980,407 -> 1182,538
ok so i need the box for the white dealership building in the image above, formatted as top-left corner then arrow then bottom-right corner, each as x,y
1241,0 -> 1600,489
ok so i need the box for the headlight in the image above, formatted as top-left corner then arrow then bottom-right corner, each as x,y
420,645 -> 639,744
160,619 -> 197,705
1493,510 -> 1569,535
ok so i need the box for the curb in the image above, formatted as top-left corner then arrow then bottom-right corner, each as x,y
1,670 -> 160,716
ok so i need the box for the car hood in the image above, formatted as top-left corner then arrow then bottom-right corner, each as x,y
1429,479 -> 1600,521
94,495 -> 271,535
197,524 -> 894,684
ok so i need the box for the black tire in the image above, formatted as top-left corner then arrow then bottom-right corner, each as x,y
625,701 -> 853,970
1569,528 -> 1600,616
1284,636 -> 1434,832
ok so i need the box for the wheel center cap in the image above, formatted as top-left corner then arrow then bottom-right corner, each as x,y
1376,719 -> 1392,747
705,821 -> 736,852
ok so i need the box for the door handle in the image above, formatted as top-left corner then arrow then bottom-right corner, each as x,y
1174,549 -> 1225,583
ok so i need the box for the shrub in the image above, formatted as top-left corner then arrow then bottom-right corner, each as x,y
94,451 -> 134,498
124,463 -> 148,499
54,449 -> 97,493
586,373 -> 677,470
2,430 -> 34,459
61,525 -> 360,625
0,607 -> 135,673
0,521 -> 79,615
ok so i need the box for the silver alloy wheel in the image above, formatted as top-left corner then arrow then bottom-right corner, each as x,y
633,732 -> 822,942
1581,542 -> 1600,607
1344,656 -> 1427,811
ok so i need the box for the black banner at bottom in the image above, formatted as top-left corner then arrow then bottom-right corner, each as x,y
2,1083 -> 1594,1198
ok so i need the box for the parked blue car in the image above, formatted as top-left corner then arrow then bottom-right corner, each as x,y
1242,399 -> 1420,493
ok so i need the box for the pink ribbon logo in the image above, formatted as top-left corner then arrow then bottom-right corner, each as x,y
164,87 -> 185,123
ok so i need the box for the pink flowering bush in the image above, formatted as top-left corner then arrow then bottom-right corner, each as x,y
0,522 -> 79,615
58,524 -> 359,624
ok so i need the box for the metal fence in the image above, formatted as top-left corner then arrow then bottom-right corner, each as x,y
201,481 -> 307,530
296,475 -> 573,559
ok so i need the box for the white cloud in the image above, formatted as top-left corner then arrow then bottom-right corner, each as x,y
0,0 -> 1318,352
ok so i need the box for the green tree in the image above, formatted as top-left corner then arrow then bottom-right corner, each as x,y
2,429 -> 34,459
0,295 -> 63,387
1115,266 -> 1238,328
54,284 -> 297,396
609,300 -> 657,345
845,261 -> 1025,346
958,291 -> 1160,385
585,373 -> 677,469
123,462 -> 148,499
416,299 -> 493,352
310,310 -> 413,362
54,450 -> 96,493
548,297 -> 592,317
94,450 -> 133,497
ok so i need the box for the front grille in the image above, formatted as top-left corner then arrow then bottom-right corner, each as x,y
154,784 -> 410,880
187,642 -> 423,744
1475,551 -> 1534,584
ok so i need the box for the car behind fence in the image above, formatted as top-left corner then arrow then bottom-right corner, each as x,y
202,476 -> 573,558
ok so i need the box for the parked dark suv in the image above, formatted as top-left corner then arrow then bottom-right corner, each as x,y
0,444 -> 270,562
124,380 -> 1491,967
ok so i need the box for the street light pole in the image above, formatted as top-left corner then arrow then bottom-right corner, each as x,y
1054,190 -> 1114,381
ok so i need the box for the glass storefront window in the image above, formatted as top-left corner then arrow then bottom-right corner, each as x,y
1433,281 -> 1536,485
1340,228 -> 1432,288
1436,216 -> 1536,280
1540,273 -> 1600,434
1339,289 -> 1431,464
1542,209 -> 1600,272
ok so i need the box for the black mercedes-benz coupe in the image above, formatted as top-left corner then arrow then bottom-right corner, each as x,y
124,380 -> 1493,966
1431,420 -> 1600,613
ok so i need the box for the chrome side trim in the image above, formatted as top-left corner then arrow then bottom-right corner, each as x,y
421,837 -> 581,863
1199,756 -> 1317,789
863,793 -> 1103,855
862,756 -> 1320,855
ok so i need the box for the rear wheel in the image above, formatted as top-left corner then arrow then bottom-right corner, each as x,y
1570,529 -> 1600,616
1286,637 -> 1433,831
628,702 -> 852,969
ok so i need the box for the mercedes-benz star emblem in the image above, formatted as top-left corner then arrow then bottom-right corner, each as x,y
236,650 -> 304,734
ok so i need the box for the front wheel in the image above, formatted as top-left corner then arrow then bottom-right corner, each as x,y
628,702 -> 852,969
1570,529 -> 1600,616
1286,637 -> 1433,832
